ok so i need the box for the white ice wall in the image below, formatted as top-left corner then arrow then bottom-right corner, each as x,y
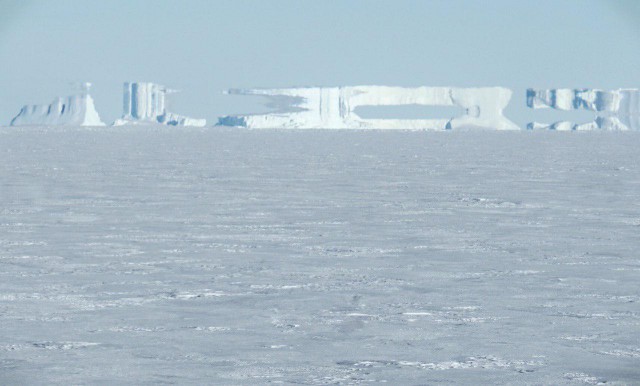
217,86 -> 519,130
10,83 -> 105,127
115,82 -> 206,127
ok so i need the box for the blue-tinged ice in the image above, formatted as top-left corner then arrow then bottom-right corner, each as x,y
114,82 -> 206,127
527,88 -> 640,130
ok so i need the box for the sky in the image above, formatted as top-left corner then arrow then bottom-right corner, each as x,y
0,0 -> 639,127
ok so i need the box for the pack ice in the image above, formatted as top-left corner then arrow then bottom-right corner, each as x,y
218,86 -> 519,130
527,88 -> 640,130
113,82 -> 206,127
10,83 -> 105,127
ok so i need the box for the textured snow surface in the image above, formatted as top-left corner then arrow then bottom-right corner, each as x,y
219,86 -> 519,130
10,84 -> 105,127
114,82 -> 206,127
1,127 -> 639,384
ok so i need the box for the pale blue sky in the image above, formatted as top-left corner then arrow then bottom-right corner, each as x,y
1,0 -> 639,126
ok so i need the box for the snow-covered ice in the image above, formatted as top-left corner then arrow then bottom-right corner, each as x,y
0,127 -> 639,384
218,86 -> 519,130
10,83 -> 105,127
113,82 -> 206,127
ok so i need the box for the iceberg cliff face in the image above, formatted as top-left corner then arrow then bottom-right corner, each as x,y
114,82 -> 206,127
527,88 -> 640,114
217,86 -> 519,130
10,83 -> 105,127
527,88 -> 640,130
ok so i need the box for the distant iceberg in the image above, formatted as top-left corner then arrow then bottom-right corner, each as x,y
528,116 -> 640,131
113,82 -> 206,127
10,83 -> 105,127
217,86 -> 519,130
527,88 -> 640,130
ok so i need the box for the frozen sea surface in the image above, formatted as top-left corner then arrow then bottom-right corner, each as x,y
1,127 -> 639,384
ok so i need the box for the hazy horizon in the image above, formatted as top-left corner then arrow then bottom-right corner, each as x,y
1,0 -> 639,127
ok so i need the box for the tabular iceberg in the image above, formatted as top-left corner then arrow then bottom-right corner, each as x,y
10,83 -> 105,127
527,88 -> 640,130
217,86 -> 519,130
113,82 -> 206,127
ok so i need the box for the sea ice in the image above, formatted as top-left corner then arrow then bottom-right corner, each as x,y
0,127 -> 638,384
